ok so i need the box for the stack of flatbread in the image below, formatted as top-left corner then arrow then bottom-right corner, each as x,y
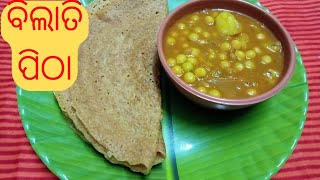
54,0 -> 167,174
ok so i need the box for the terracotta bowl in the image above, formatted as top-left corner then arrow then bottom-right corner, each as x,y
157,0 -> 296,110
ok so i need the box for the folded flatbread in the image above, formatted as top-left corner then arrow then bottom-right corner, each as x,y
54,0 -> 167,174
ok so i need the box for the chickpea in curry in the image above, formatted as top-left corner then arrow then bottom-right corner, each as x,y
164,10 -> 284,99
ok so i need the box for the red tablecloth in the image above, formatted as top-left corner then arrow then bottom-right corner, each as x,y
0,0 -> 319,179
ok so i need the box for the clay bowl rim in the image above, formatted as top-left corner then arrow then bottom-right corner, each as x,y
157,0 -> 296,106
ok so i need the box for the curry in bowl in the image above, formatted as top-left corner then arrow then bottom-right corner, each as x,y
163,9 -> 284,99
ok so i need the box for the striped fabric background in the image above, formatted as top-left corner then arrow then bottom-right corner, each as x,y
0,0 -> 319,179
